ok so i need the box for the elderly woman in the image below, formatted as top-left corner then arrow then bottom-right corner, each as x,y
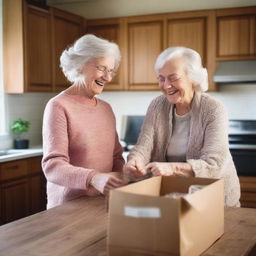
123,46 -> 240,207
42,34 -> 126,209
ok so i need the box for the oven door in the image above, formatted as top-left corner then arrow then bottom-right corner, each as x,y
230,148 -> 256,176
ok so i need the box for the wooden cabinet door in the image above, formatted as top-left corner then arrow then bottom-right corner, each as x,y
217,16 -> 252,58
166,10 -> 216,91
28,157 -> 46,213
24,5 -> 53,92
216,7 -> 256,60
0,179 -> 30,224
239,176 -> 256,208
0,157 -> 46,225
52,8 -> 84,92
87,18 -> 124,90
167,17 -> 206,65
126,15 -> 164,90
0,159 -> 29,224
29,175 -> 46,213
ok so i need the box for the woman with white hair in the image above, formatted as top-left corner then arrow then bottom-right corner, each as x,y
123,46 -> 240,207
42,34 -> 126,209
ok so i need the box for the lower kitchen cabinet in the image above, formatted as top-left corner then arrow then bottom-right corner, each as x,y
1,178 -> 30,224
0,156 -> 46,225
239,176 -> 256,208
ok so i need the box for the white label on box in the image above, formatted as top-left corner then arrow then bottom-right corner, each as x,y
124,206 -> 161,218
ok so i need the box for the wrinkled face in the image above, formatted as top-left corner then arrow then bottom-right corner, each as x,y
157,57 -> 194,105
82,56 -> 116,97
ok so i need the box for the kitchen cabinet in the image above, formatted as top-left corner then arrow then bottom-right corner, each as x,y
25,4 -> 53,92
4,0 -> 53,93
216,7 -> 256,60
126,15 -> 164,90
86,10 -> 216,91
166,10 -> 216,91
3,0 -> 85,93
239,176 -> 256,208
87,15 -> 164,91
0,156 -> 46,225
52,8 -> 84,92
86,18 -> 125,90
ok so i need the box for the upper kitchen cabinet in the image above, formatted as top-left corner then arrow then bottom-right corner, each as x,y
86,18 -> 124,90
166,10 -> 216,91
3,0 -> 85,93
25,4 -> 53,92
216,7 -> 256,60
52,8 -> 84,92
126,15 -> 165,90
4,0 -> 52,93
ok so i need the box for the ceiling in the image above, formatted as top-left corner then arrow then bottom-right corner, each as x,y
47,0 -> 256,19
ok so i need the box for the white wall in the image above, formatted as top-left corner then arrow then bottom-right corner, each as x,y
98,84 -> 256,139
0,93 -> 55,150
49,0 -> 256,19
1,83 -> 255,150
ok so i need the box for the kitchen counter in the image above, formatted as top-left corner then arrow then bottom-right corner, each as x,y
0,196 -> 255,256
0,146 -> 43,163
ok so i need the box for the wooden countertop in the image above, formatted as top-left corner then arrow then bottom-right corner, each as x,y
0,196 -> 255,256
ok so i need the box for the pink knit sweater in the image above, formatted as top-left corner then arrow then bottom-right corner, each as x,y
42,92 -> 124,208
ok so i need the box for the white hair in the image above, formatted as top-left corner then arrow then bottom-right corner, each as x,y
60,34 -> 121,84
154,46 -> 208,92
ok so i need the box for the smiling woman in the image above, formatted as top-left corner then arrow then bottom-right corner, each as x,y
42,34 -> 126,209
124,46 -> 241,207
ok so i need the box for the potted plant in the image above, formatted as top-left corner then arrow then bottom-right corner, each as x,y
11,118 -> 30,149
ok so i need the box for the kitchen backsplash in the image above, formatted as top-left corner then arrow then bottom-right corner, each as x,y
1,93 -> 56,150
1,84 -> 255,150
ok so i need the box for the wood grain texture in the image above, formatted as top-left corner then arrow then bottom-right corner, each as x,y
0,197 -> 107,256
0,157 -> 46,225
0,197 -> 256,256
86,19 -> 122,90
128,20 -> 163,90
52,8 -> 84,91
239,176 -> 256,208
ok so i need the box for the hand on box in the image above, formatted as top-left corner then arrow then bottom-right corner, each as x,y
145,162 -> 175,176
90,172 -> 127,196
123,159 -> 146,179
145,162 -> 194,177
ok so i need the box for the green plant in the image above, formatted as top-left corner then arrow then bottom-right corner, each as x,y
11,118 -> 30,139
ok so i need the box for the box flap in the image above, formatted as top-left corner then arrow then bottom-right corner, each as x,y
179,179 -> 224,256
117,176 -> 162,196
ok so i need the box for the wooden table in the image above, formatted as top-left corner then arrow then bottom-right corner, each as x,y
0,196 -> 255,256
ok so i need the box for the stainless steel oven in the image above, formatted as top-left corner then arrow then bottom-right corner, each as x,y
229,120 -> 256,176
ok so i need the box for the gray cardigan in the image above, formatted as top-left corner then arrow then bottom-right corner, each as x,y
128,92 -> 240,207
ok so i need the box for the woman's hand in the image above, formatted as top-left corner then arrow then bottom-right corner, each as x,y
123,159 -> 146,179
145,162 -> 175,176
145,162 -> 194,177
90,172 -> 127,196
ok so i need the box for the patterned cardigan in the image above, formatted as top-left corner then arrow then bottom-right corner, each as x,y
128,92 -> 240,207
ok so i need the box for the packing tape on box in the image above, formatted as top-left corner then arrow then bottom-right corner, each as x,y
124,206 -> 161,218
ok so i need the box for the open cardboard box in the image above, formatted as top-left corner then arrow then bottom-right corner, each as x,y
107,176 -> 224,256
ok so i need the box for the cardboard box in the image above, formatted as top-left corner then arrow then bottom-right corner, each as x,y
107,176 -> 224,256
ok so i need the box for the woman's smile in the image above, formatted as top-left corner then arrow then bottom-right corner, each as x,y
95,80 -> 104,87
167,88 -> 179,95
